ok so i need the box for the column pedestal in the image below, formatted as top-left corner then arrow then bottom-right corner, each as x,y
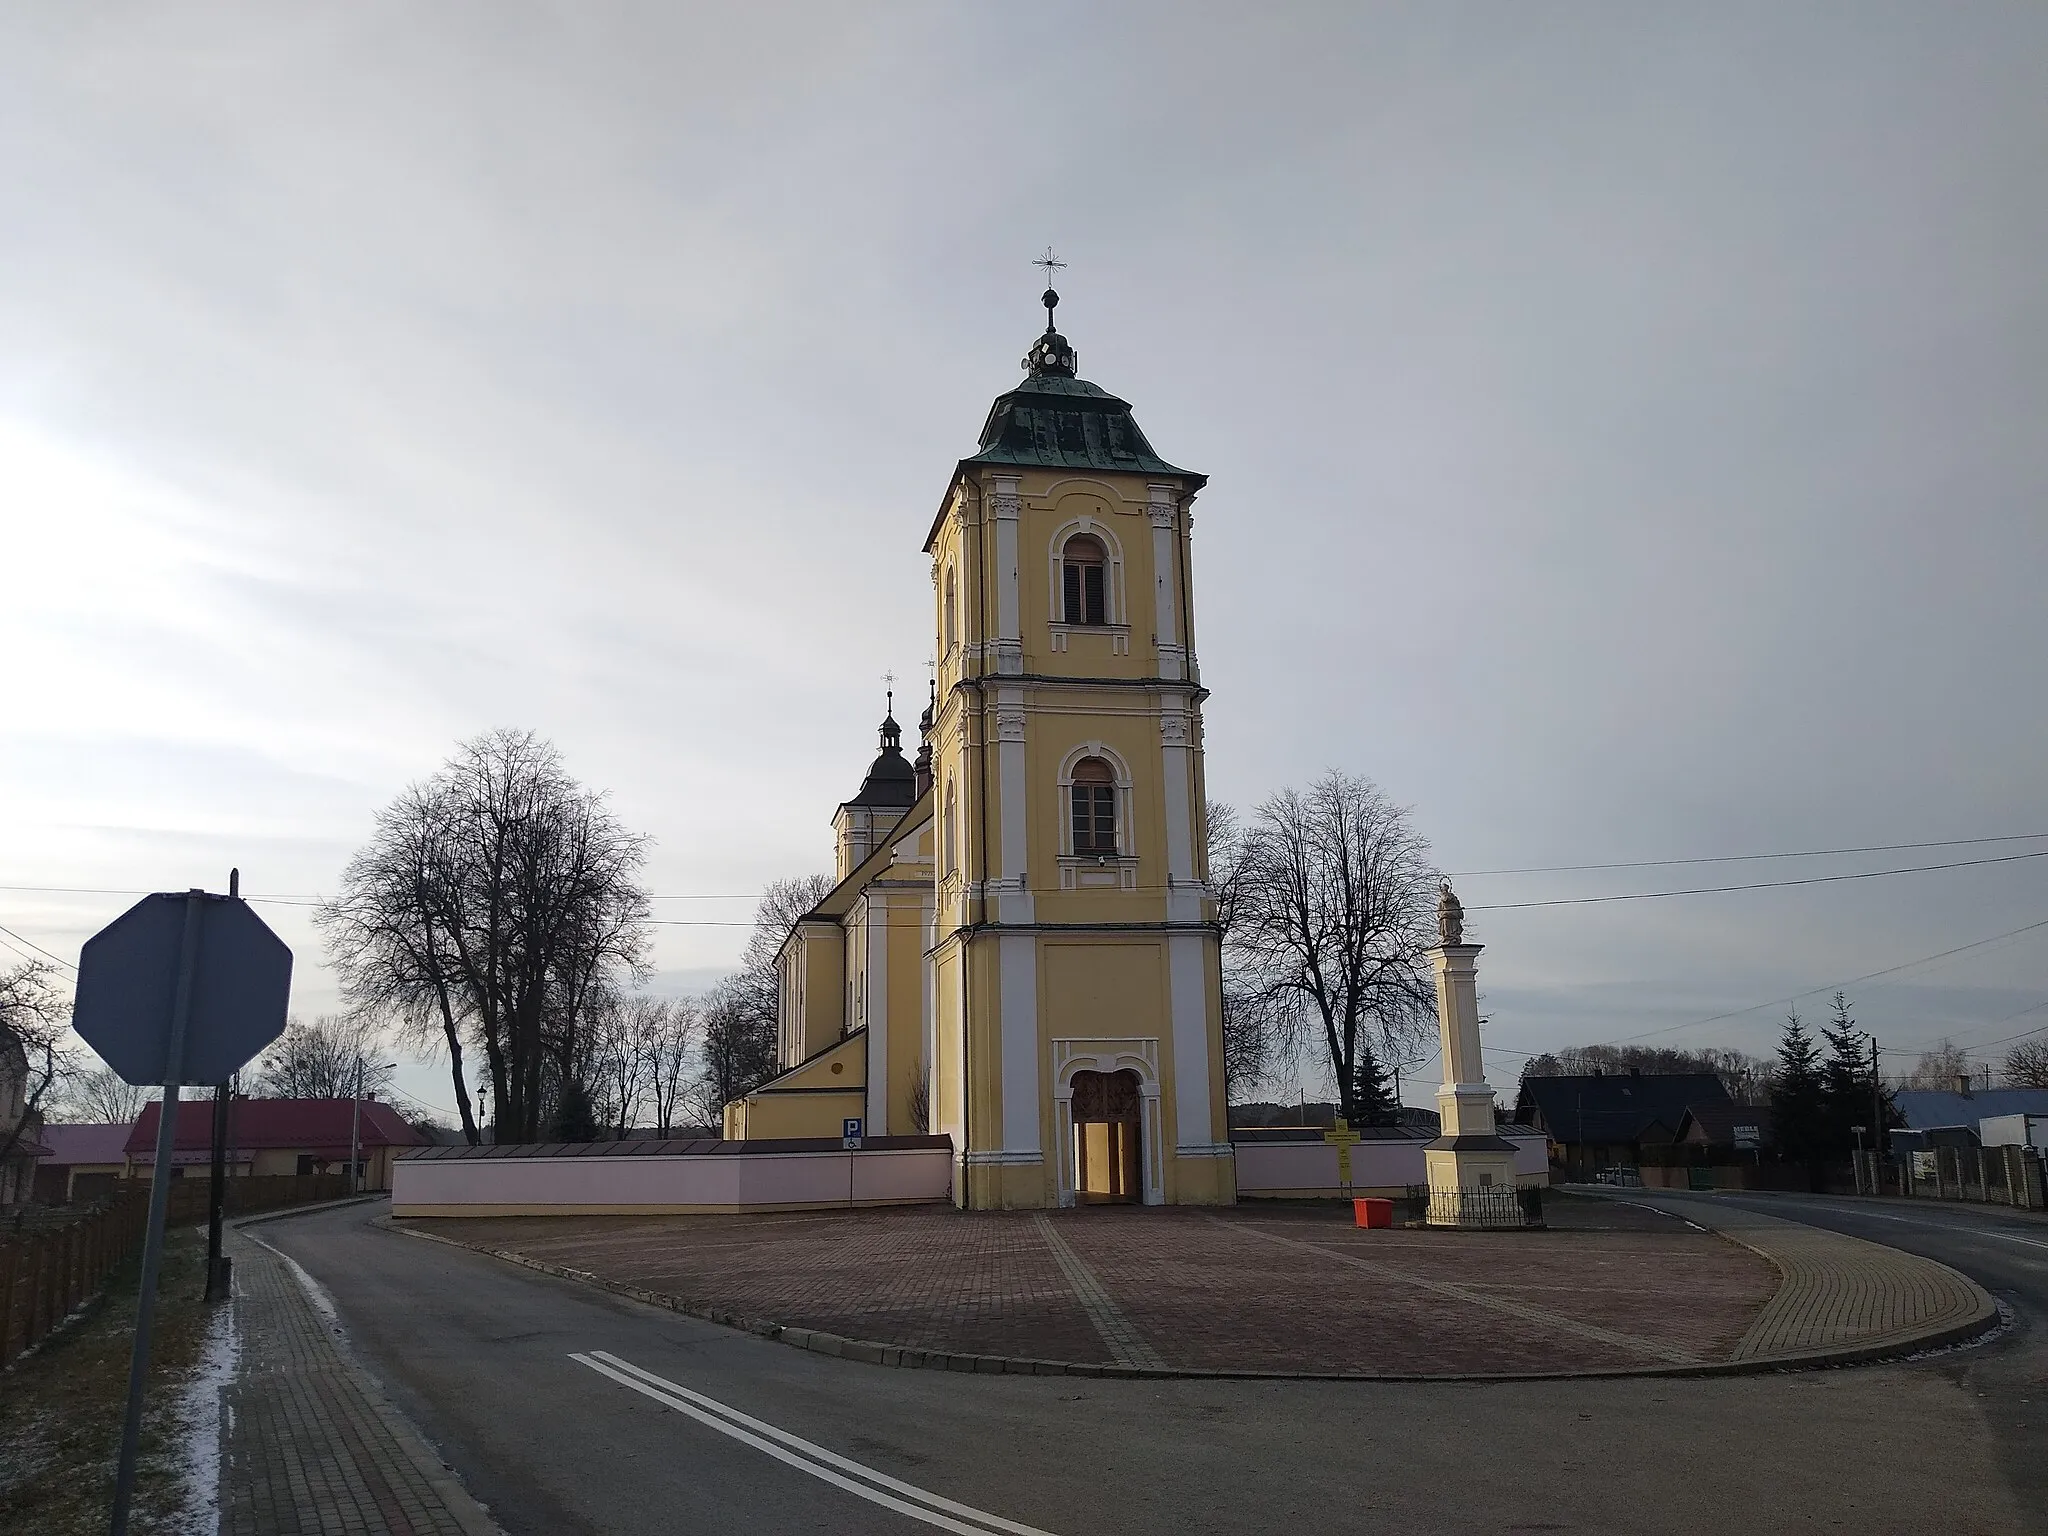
1422,940 -> 1532,1228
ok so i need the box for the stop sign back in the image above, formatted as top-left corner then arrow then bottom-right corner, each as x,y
73,891 -> 293,1086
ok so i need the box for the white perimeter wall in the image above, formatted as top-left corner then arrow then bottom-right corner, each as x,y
1234,1133 -> 1550,1196
392,1146 -> 954,1216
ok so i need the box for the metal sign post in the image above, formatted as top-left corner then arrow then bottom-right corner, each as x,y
108,890 -> 202,1536
843,1118 -> 864,1206
72,880 -> 292,1536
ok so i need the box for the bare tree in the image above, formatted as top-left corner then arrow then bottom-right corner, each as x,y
1902,1038 -> 1993,1091
906,1051 -> 931,1135
1225,772 -> 1439,1125
1209,800 -> 1288,1101
1,961 -> 71,1188
2004,1038 -> 2048,1089
318,729 -> 652,1144
686,874 -> 832,1125
60,1065 -> 149,1125
253,1015 -> 395,1100
1519,1044 -> 1773,1105
639,996 -> 698,1136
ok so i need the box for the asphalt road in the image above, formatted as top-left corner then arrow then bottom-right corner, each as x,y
264,1199 -> 2044,1536
1659,1189 -> 2048,1522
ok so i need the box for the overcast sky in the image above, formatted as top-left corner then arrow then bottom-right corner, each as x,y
5,4 -> 2046,1117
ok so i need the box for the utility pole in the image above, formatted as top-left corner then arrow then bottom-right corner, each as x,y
204,868 -> 238,1303
350,1055 -> 397,1193
350,1054 -> 364,1195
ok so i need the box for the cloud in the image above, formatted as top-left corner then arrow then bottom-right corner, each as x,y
4,4 -> 2046,1093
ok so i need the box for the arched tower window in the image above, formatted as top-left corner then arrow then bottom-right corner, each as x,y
943,777 -> 958,874
1061,535 -> 1107,626
1070,756 -> 1117,854
943,565 -> 958,654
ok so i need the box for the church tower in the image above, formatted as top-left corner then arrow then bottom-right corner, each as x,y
924,284 -> 1232,1207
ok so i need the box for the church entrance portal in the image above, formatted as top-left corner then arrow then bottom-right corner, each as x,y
1070,1068 -> 1143,1203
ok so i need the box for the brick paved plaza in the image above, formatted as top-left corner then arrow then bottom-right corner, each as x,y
413,1195 -> 1781,1375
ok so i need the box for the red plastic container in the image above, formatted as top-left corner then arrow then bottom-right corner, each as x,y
1353,1197 -> 1393,1228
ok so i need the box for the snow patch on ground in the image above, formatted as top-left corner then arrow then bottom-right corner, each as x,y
251,1232 -> 341,1326
175,1285 -> 240,1535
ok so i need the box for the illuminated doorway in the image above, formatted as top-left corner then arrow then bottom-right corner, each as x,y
1071,1068 -> 1143,1203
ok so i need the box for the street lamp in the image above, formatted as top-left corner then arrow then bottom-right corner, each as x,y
349,1057 -> 399,1195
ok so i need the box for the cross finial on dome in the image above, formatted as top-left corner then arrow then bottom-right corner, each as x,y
1023,249 -> 1077,377
1033,246 -> 1066,333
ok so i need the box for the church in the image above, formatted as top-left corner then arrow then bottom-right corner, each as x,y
723,286 -> 1234,1209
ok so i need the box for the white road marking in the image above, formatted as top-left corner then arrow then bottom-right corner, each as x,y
569,1350 -> 1061,1536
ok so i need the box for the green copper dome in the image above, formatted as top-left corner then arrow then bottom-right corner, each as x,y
961,306 -> 1203,483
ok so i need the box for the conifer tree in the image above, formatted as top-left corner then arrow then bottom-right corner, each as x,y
1770,1008 -> 1827,1162
1349,1040 -> 1401,1128
1819,991 -> 1871,1155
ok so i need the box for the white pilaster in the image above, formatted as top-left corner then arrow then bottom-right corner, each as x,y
999,932 -> 1042,1158
1148,487 -> 1183,680
1168,931 -> 1215,1157
921,896 -> 936,1133
991,476 -> 1023,676
1160,707 -> 1196,889
865,893 -> 889,1134
995,689 -> 1033,924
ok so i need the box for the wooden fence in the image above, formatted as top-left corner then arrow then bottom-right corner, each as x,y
0,1173 -> 352,1367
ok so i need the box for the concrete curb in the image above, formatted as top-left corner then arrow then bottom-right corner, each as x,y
1592,1190 -> 2003,1370
231,1192 -> 389,1230
377,1211 -> 2002,1384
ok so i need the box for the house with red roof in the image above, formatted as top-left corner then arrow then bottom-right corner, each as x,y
34,1122 -> 134,1204
125,1097 -> 427,1192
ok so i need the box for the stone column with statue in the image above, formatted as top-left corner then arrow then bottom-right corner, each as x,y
1422,881 -> 1527,1225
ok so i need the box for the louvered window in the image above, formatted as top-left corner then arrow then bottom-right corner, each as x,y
1061,536 -> 1107,626
1071,757 -> 1118,854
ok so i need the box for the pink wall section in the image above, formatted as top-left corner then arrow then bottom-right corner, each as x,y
391,1146 -> 954,1216
1233,1132 -> 1549,1196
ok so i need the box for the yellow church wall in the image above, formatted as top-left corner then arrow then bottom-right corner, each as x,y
731,1029 -> 868,1141
787,920 -> 845,1064
1040,940 -> 1169,1044
933,947 -> 963,1145
880,887 -> 931,1134
1016,475 -> 1165,683
738,1088 -> 867,1141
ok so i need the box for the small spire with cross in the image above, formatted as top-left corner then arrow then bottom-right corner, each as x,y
1022,247 -> 1078,377
881,668 -> 897,718
1033,246 -> 1065,333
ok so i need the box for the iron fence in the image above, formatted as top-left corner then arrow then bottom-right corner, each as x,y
1422,1183 -> 1543,1229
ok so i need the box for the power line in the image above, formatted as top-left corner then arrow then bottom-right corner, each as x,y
11,830 -> 2048,913
1601,915 -> 2048,1046
0,921 -> 77,973
1448,831 -> 2048,877
1468,848 -> 2048,912
1887,998 -> 2048,1057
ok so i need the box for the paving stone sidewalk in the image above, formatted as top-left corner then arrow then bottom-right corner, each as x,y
221,1226 -> 500,1536
1610,1191 -> 1998,1363
406,1198 -> 1784,1377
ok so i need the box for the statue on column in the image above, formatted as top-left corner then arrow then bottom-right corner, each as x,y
1437,879 -> 1465,947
